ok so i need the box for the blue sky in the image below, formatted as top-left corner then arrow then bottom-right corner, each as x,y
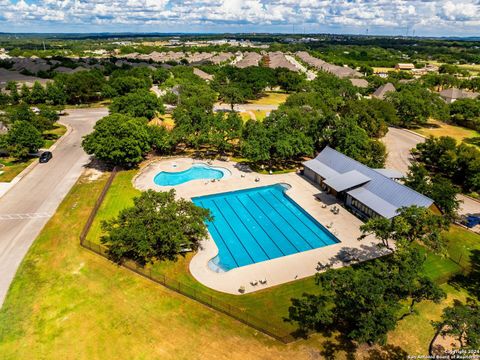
0,0 -> 479,36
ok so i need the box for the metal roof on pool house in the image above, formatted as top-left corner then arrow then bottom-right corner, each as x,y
303,146 -> 434,219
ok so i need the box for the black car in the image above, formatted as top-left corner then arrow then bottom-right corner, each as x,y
39,151 -> 53,163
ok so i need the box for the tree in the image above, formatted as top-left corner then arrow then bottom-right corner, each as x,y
152,68 -> 170,84
241,120 -> 271,163
28,81 -> 46,104
386,84 -> 448,127
289,247 -> 445,345
101,190 -> 212,265
55,70 -> 105,104
341,98 -> 396,137
82,114 -> 151,166
359,65 -> 373,76
20,84 -> 30,101
45,82 -> 67,105
404,277 -> 445,318
433,299 -> 480,350
289,263 -> 400,345
206,112 -> 243,154
275,68 -> 306,92
105,75 -> 152,97
149,124 -> 174,154
360,206 -> 449,253
6,81 -> 20,104
404,163 -> 460,219
6,121 -> 44,158
414,136 -> 480,193
331,117 -> 387,168
219,85 -> 244,110
110,89 -> 164,119
449,98 -> 480,132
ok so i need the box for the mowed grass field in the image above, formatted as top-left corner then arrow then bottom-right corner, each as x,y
43,123 -> 67,148
239,110 -> 269,122
0,173 -> 330,360
247,92 -> 289,106
80,168 -> 480,355
0,158 -> 35,182
0,169 -> 474,358
414,119 -> 480,147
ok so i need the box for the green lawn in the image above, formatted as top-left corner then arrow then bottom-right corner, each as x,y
1,168 -> 479,358
414,120 -> 480,148
86,169 -> 480,336
0,157 -> 35,182
86,170 -> 141,243
0,173 -> 319,360
43,123 -> 67,149
247,92 -> 289,106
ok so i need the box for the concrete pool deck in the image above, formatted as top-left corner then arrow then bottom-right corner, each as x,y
134,157 -> 388,295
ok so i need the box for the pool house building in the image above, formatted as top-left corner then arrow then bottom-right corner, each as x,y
303,146 -> 436,220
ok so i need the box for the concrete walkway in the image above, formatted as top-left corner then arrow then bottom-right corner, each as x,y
134,158 -> 385,295
0,107 -> 108,306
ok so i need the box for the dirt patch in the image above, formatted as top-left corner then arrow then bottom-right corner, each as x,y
83,168 -> 104,182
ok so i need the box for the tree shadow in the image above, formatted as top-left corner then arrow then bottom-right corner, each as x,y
464,137 -> 480,147
327,244 -> 390,267
83,158 -> 116,172
363,344 -> 409,360
448,249 -> 480,301
319,335 -> 358,360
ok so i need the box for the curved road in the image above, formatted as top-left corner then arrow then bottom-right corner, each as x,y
382,126 -> 480,218
0,107 -> 107,306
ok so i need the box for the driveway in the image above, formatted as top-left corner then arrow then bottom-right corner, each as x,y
382,126 -> 480,217
0,107 -> 108,306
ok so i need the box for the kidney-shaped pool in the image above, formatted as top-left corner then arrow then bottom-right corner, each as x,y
154,164 -> 231,186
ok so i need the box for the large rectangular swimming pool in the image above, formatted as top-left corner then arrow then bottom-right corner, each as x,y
192,184 -> 339,271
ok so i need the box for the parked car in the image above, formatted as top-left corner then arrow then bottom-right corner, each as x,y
39,151 -> 53,163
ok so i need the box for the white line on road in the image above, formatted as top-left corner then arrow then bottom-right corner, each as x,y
0,213 -> 52,220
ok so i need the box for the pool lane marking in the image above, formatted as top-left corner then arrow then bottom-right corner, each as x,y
234,195 -> 287,257
210,198 -> 255,266
221,196 -> 274,261
253,191 -> 309,252
268,189 -> 336,246
196,200 -> 240,268
243,193 -> 300,254
266,190 -> 328,248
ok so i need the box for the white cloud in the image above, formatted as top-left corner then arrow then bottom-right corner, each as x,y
0,0 -> 479,35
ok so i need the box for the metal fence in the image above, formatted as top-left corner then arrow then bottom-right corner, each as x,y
79,168 -> 296,344
79,168 -> 474,344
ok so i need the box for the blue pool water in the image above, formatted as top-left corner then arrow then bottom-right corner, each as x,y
192,184 -> 339,271
154,164 -> 228,186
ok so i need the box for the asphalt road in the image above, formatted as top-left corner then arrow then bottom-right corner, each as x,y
382,126 -> 480,217
0,107 -> 108,306
382,127 -> 424,175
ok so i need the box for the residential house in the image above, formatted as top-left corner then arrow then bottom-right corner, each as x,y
439,88 -> 480,104
395,63 -> 415,71
372,83 -> 396,100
